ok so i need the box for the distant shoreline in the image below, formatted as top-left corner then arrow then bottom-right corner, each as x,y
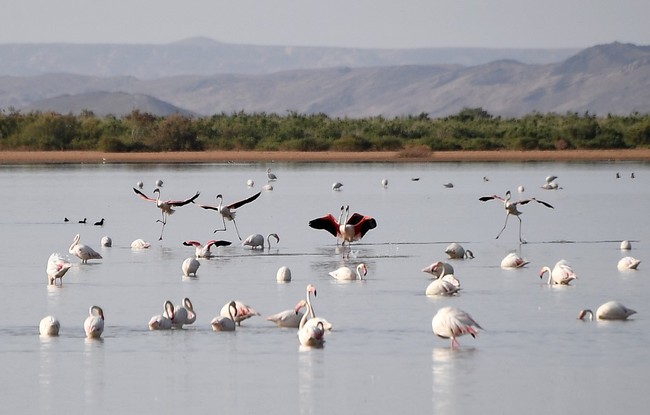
1,149 -> 650,164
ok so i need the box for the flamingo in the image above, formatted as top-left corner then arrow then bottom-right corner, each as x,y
276,266 -> 292,282
242,233 -> 279,250
332,182 -> 343,191
174,297 -> 196,325
262,184 -> 273,191
425,274 -> 461,296
149,300 -> 174,330
101,236 -> 112,247
198,191 -> 262,240
618,256 -> 641,271
297,284 -> 326,347
500,252 -> 530,269
308,205 -> 377,245
212,301 -> 238,331
445,243 -> 474,259
131,239 -> 151,249
267,168 -> 277,181
183,239 -> 232,258
220,300 -> 260,326
46,253 -> 72,285
182,257 -> 200,277
578,301 -> 637,321
69,234 -> 102,264
541,175 -> 559,190
479,190 -> 554,243
381,179 -> 388,188
39,315 -> 60,336
246,179 -> 254,187
539,260 -> 577,285
329,263 -> 367,281
267,300 -> 306,328
163,302 -> 188,329
84,305 -> 104,339
620,240 -> 632,250
431,306 -> 482,348
422,261 -> 455,279
132,187 -> 200,240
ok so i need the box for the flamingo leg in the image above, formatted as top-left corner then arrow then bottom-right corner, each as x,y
213,215 -> 227,234
451,337 -> 460,349
517,216 -> 524,243
495,213 -> 511,239
156,213 -> 168,240
232,219 -> 242,241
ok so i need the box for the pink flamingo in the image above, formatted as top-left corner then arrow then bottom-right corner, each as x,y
183,239 -> 232,258
431,306 -> 482,349
198,192 -> 262,240
133,187 -> 200,240
309,205 -> 377,245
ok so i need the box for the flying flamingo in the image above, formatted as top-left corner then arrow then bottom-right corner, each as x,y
479,190 -> 554,243
422,261 -> 455,279
220,300 -> 260,326
267,300 -> 307,328
182,257 -> 200,277
329,263 -> 367,281
242,233 -> 279,250
39,315 -> 60,336
618,256 -> 641,271
69,234 -> 102,264
46,253 -> 72,285
84,305 -> 105,339
309,205 -> 377,245
500,252 -> 530,268
183,239 -> 232,258
211,301 -> 238,331
132,187 -> 200,240
149,300 -> 174,330
445,242 -> 474,259
539,260 -> 577,285
431,306 -> 482,349
297,284 -> 326,347
198,191 -> 262,240
578,301 -> 636,321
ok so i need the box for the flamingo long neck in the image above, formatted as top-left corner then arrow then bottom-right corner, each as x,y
69,235 -> 80,252
228,303 -> 236,322
306,291 -> 316,319
165,301 -> 175,320
266,234 -> 274,248
356,265 -> 365,280
542,267 -> 553,285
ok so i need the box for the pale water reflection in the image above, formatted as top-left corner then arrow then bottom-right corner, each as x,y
0,161 -> 648,414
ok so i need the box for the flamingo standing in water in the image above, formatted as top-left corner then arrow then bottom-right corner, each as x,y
212,301 -> 238,331
425,274 -> 461,296
445,243 -> 474,259
267,300 -> 307,328
69,234 -> 102,264
220,300 -> 260,326
479,190 -> 554,243
182,257 -> 200,277
618,256 -> 641,271
133,187 -> 200,240
422,261 -> 455,279
39,315 -> 61,336
183,239 -> 232,258
329,263 -> 367,281
242,233 -> 279,250
297,284 -> 326,347
149,300 -> 174,330
431,306 -> 482,349
174,298 -> 196,325
84,305 -> 105,339
46,253 -> 72,285
131,239 -> 151,249
539,260 -> 577,285
578,301 -> 637,321
500,252 -> 530,268
198,191 -> 262,240
309,205 -> 377,245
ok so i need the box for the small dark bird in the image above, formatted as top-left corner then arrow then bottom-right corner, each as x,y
64,217 -> 69,222
94,218 -> 105,226
78,218 -> 87,224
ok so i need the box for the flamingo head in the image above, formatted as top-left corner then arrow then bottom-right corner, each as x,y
153,188 -> 160,195
422,261 -> 443,275
577,309 -> 593,321
306,284 -> 317,297
539,267 -> 550,279
294,300 -> 307,314
164,300 -> 175,320
358,263 -> 368,277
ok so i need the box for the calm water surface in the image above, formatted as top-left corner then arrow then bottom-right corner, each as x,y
1,160 -> 648,414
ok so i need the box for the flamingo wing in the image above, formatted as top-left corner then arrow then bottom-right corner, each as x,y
532,198 -> 554,209
479,195 -> 504,202
308,214 -> 340,237
198,204 -> 219,211
227,191 -> 262,209
133,187 -> 156,202
182,240 -> 202,247
347,214 -> 377,238
167,191 -> 200,207
206,240 -> 232,248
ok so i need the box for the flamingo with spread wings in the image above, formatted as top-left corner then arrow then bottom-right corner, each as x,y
198,192 -> 262,240
133,187 -> 200,240
182,239 -> 232,258
309,205 -> 377,245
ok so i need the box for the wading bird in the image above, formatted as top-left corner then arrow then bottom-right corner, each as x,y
445,243 -> 474,259
69,234 -> 102,264
46,253 -> 72,285
267,168 -> 277,181
500,252 -> 530,269
267,300 -> 306,328
578,301 -> 636,321
183,239 -> 232,258
131,239 -> 151,249
182,257 -> 200,277
329,263 -> 367,281
539,260 -> 576,285
39,316 -> 60,336
220,300 -> 260,326
212,301 -> 238,332
479,190 -> 554,243
242,233 -> 279,250
618,256 -> 641,271
198,192 -> 262,240
431,306 -> 482,349
308,205 -> 377,245
298,284 -> 326,347
101,236 -> 112,247
133,188 -> 200,240
149,301 -> 174,330
84,305 -> 105,339
425,274 -> 461,296
422,261 -> 455,279
174,298 -> 196,325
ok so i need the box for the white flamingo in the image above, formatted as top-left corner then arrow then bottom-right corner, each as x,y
84,305 -> 104,339
39,315 -> 60,336
183,239 -> 232,258
297,284 -> 326,347
276,266 -> 292,282
149,300 -> 174,330
174,298 -> 196,325
267,300 -> 307,328
539,260 -> 577,285
69,234 -> 102,264
445,243 -> 474,259
422,261 -> 455,279
198,192 -> 262,240
46,253 -> 72,285
267,168 -> 277,181
220,300 -> 260,326
431,306 -> 482,348
131,239 -> 151,249
425,274 -> 461,296
578,301 -> 637,321
133,187 -> 200,240
479,190 -> 554,243
211,301 -> 238,331
541,175 -> 560,190
329,263 -> 367,281
182,257 -> 200,277
101,236 -> 112,247
500,252 -> 530,268
242,233 -> 279,250
618,256 -> 641,271
620,240 -> 632,250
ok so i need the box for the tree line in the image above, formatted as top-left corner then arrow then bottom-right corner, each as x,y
1,107 -> 649,153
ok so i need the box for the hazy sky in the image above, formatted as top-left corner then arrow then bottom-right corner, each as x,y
3,0 -> 649,49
